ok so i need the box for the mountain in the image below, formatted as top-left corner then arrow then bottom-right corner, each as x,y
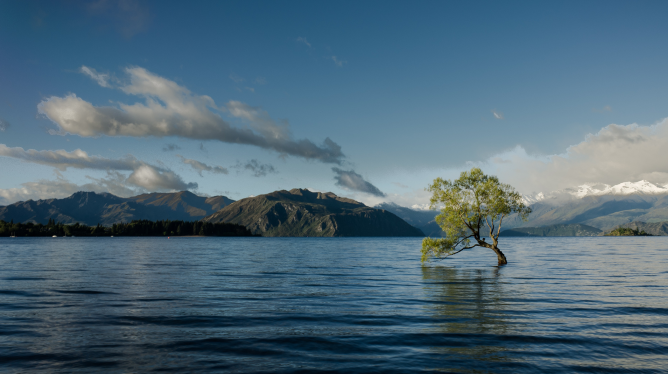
0,191 -> 234,226
203,188 -> 425,237
374,202 -> 443,236
501,223 -> 602,237
129,191 -> 234,217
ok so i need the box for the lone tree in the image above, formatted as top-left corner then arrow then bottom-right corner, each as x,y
421,167 -> 531,266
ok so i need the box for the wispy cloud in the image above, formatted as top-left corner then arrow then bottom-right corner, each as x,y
492,110 -> 504,120
178,155 -> 228,176
254,77 -> 267,85
0,118 -> 10,132
593,105 -> 613,113
0,144 -> 196,192
233,159 -> 276,177
332,167 -> 385,197
162,143 -> 181,152
80,66 -> 111,87
296,37 -> 311,48
244,87 -> 255,93
331,56 -> 347,67
229,73 -> 244,83
39,66 -> 344,164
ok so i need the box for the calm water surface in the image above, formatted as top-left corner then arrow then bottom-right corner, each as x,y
0,237 -> 667,373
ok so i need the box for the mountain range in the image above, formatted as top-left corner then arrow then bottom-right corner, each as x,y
507,181 -> 668,232
0,189 -> 423,237
4,179 -> 668,237
0,191 -> 234,226
378,180 -> 668,236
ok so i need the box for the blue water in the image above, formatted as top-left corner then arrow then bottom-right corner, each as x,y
0,237 -> 667,373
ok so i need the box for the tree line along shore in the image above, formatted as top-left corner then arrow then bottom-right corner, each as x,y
0,219 -> 255,237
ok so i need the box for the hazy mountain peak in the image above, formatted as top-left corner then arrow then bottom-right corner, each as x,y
523,180 -> 668,204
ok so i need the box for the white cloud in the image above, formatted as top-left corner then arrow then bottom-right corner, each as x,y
226,100 -> 290,141
353,117 -> 668,209
244,87 -> 255,93
126,164 -> 196,190
80,66 -> 111,87
332,167 -> 385,197
0,171 -> 135,205
0,144 -> 197,194
178,155 -> 228,176
0,144 -> 141,171
492,110 -> 504,120
476,117 -> 668,194
296,37 -> 311,48
254,77 -> 267,85
331,56 -> 347,67
39,66 -> 344,163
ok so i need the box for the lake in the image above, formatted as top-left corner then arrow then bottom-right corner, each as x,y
0,237 -> 667,373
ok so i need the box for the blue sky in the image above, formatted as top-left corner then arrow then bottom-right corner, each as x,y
2,0 -> 668,206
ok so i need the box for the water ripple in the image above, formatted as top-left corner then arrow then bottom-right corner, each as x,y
0,236 -> 666,373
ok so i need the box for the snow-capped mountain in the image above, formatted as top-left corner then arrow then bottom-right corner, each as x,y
523,180 -> 668,204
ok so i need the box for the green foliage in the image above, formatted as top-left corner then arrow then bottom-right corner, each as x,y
421,168 -> 531,263
605,227 -> 651,236
0,219 -> 254,237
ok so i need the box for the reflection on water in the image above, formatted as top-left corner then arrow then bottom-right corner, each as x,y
421,266 -> 522,372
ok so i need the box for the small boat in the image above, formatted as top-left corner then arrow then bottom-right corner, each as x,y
52,235 -> 57,238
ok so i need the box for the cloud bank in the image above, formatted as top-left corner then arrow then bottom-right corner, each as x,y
41,66 -> 344,164
480,117 -> 668,194
332,167 -> 385,197
356,117 -> 668,209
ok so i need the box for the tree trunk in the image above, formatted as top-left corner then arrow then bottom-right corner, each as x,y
492,246 -> 508,266
477,240 -> 509,266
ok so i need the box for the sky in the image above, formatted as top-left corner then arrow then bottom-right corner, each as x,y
2,0 -> 668,208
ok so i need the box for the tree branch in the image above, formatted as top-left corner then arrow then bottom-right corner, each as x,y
495,214 -> 505,240
452,234 -> 476,248
434,244 -> 479,260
